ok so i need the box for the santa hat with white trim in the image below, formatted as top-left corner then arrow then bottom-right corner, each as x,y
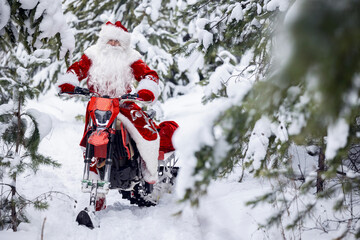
98,21 -> 131,48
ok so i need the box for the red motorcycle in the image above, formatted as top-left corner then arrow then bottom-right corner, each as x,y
60,87 -> 179,228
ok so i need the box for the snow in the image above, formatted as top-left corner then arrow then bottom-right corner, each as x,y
0,100 -> 14,115
186,0 -> 197,5
266,0 -> 290,12
18,0 -> 39,9
26,108 -> 53,141
177,50 -> 204,83
250,18 -> 261,28
0,0 -> 10,30
195,178 -> 275,240
289,144 -> 318,178
33,49 -> 51,59
195,18 -> 208,30
16,67 -> 28,82
287,94 -> 310,135
0,83 -> 354,240
150,0 -> 162,22
162,86 -> 232,196
205,61 -> 233,97
1,0 -> 74,59
257,3 -> 262,15
34,0 -> 75,58
325,118 -> 349,159
145,7 -> 152,15
199,30 -> 213,50
132,25 -> 174,75
10,153 -> 21,170
194,18 -> 213,50
0,86 -> 280,240
226,74 -> 252,103
228,3 -> 244,23
246,116 -> 272,169
271,118 -> 288,143
1,1 -> 357,237
22,114 -> 36,140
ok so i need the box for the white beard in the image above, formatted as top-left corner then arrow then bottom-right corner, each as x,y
86,42 -> 139,98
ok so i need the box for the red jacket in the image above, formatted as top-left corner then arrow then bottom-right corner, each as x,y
63,53 -> 160,101
67,54 -> 159,84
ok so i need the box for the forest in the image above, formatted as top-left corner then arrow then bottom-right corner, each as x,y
1,0 -> 360,239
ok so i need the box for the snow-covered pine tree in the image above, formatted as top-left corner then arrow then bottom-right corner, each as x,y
177,0 -> 360,238
129,0 -> 184,100
0,0 -> 73,231
175,0 -> 283,206
175,0 -> 282,98
245,1 -> 360,237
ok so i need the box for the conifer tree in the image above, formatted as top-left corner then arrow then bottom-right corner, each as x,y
0,0 -> 72,231
175,0 -> 283,205
176,0 -> 360,237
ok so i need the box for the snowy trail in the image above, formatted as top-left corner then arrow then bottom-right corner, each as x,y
1,88 -> 204,240
1,87 -> 301,240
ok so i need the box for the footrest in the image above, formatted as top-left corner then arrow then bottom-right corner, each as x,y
81,180 -> 110,194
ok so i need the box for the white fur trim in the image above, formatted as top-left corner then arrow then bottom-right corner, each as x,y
136,77 -> 160,101
84,45 -> 97,58
99,24 -> 131,49
56,72 -> 79,88
117,113 -> 159,182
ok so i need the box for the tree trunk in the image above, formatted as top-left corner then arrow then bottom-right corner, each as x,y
10,184 -> 17,232
11,93 -> 22,232
0,184 -> 3,230
316,147 -> 325,193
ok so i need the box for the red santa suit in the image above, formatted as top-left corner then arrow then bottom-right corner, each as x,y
57,21 -> 160,186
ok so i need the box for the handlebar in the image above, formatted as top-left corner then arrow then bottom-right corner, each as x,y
58,86 -> 91,96
59,87 -> 152,104
74,86 -> 91,95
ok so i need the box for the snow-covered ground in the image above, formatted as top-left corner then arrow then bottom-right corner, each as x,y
0,86 -> 334,240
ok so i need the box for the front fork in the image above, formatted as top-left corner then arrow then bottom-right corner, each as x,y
103,121 -> 116,189
81,120 -> 116,195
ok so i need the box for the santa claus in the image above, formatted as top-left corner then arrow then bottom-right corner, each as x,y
57,21 -> 167,211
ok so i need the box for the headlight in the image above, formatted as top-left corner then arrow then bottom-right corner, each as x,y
94,110 -> 112,126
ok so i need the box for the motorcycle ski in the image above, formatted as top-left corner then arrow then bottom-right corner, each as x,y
60,87 -> 179,229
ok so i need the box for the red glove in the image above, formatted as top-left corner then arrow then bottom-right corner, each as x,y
137,89 -> 155,102
59,83 -> 76,93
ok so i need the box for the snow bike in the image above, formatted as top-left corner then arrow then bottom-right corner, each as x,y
60,87 -> 179,229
